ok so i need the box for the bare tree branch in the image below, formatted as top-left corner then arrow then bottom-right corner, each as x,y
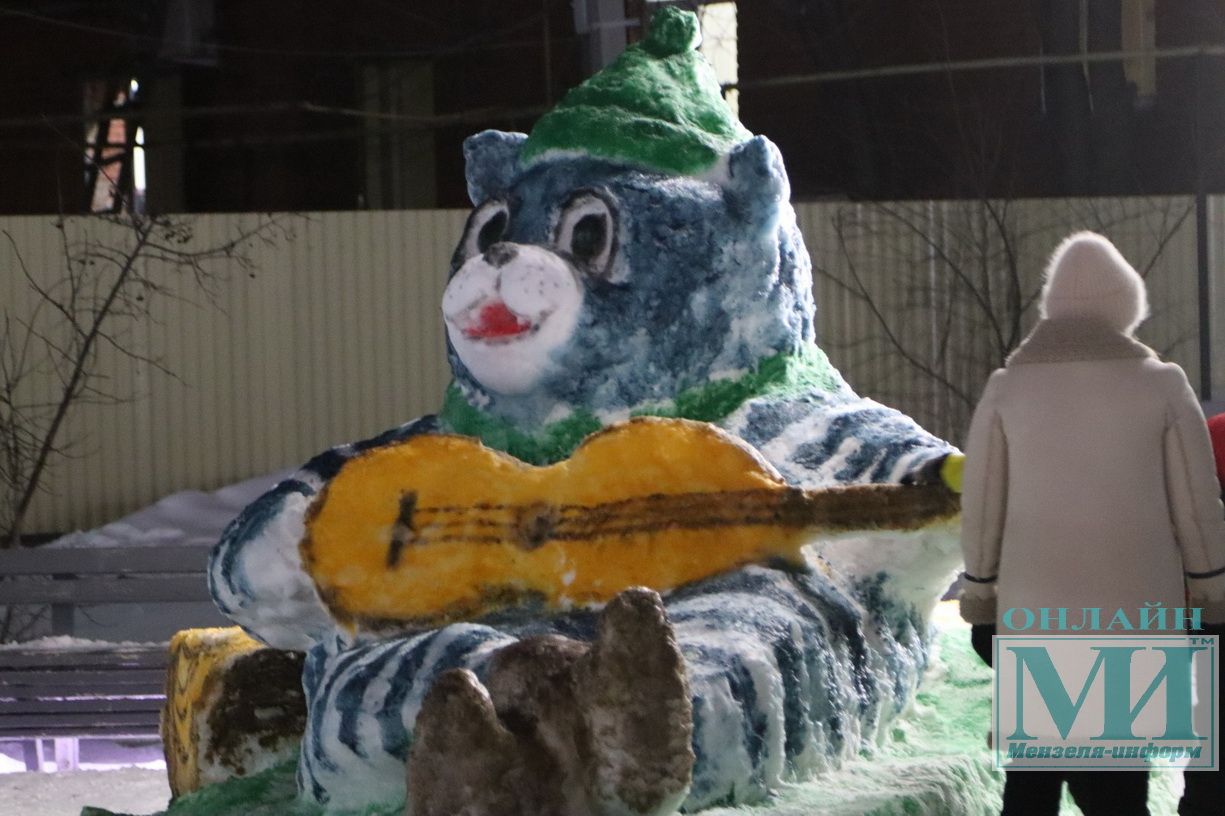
0,203 -> 292,548
833,218 -> 975,406
818,194 -> 1191,446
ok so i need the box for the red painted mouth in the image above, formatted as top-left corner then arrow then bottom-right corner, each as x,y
462,300 -> 535,341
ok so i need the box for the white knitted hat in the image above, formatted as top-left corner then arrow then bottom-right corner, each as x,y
1039,231 -> 1150,334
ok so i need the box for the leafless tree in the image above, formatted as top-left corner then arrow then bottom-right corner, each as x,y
814,196 -> 1195,445
0,209 -> 292,550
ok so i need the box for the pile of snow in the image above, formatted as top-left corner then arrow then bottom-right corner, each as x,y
0,636 -> 163,652
7,469 -> 293,643
49,470 -> 292,550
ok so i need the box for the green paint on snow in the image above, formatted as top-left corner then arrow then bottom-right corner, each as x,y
438,347 -> 841,465
697,614 -> 1182,816
632,345 -> 842,424
521,7 -> 751,176
438,386 -> 604,465
80,759 -> 399,816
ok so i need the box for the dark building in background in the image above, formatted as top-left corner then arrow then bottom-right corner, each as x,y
2,0 -> 1225,214
0,0 -> 592,215
737,0 -> 1225,200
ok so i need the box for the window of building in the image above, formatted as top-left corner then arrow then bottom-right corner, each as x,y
83,77 -> 146,214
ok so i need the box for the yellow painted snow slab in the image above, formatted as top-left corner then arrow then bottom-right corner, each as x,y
162,627 -> 305,799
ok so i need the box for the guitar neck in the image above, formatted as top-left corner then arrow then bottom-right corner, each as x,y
395,482 -> 960,554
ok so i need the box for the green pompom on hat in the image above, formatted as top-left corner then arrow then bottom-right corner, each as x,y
521,6 -> 751,176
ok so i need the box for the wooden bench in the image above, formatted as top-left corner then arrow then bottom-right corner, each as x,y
0,544 -> 214,771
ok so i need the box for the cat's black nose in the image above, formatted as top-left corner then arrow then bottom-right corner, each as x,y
484,243 -> 519,268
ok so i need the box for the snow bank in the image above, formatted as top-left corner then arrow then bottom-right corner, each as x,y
48,470 -> 292,550
0,635 -> 163,651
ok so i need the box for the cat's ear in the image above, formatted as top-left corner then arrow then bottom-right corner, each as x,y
463,131 -> 528,205
724,136 -> 789,226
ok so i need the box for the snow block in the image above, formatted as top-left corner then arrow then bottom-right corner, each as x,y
408,589 -> 694,816
163,627 -> 305,798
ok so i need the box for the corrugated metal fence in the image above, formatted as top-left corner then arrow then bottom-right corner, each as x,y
0,197 -> 1217,533
802,196 -> 1203,442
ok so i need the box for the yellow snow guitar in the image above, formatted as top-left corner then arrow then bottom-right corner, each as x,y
300,417 -> 959,634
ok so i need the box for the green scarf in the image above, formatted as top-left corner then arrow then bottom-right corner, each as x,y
438,347 -> 841,465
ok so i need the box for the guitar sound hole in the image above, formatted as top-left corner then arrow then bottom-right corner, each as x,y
515,503 -> 560,551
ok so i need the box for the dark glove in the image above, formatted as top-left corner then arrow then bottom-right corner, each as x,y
971,624 -> 995,668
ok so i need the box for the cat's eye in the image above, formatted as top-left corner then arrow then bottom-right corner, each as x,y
555,190 -> 617,279
457,199 -> 510,264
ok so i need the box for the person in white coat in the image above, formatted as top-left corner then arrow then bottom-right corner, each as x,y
958,232 -> 1225,816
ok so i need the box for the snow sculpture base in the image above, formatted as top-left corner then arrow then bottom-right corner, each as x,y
163,628 -> 306,798
119,611 -> 1046,816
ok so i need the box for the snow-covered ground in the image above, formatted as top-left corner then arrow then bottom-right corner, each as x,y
1,471 -> 289,816
1,738 -> 170,815
0,765 -> 171,816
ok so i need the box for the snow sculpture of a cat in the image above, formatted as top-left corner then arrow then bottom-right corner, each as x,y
208,8 -> 961,813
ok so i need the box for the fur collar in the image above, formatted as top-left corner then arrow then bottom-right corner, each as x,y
1006,317 -> 1156,366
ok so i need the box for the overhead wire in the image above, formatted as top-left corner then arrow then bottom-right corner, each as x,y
0,5 -> 561,138
0,101 -> 552,131
0,4 -> 546,60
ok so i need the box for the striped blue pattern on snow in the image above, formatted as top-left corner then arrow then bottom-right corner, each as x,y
296,563 -> 930,812
205,384 -> 955,810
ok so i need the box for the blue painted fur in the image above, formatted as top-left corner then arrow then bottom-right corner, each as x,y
448,131 -> 813,425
